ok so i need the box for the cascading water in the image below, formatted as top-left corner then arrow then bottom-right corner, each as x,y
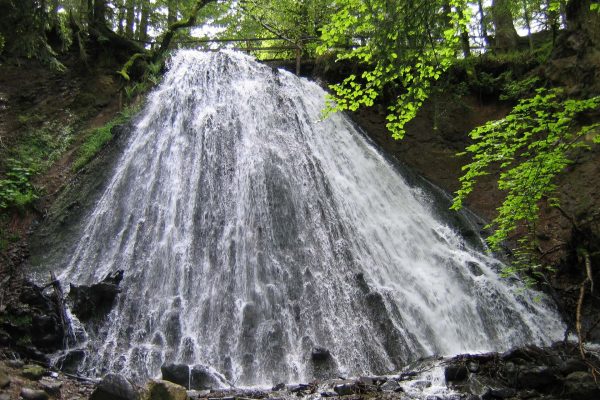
55,50 -> 564,385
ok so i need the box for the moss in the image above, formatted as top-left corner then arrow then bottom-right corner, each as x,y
21,364 -> 45,380
72,106 -> 139,171
0,313 -> 32,326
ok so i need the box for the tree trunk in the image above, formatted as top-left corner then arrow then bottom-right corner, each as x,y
566,0 -> 600,45
168,0 -> 178,26
522,0 -> 533,50
491,0 -> 520,52
477,0 -> 491,48
116,0 -> 125,35
138,1 -> 150,43
461,29 -> 471,57
87,0 -> 94,25
93,0 -> 107,26
125,0 -> 135,38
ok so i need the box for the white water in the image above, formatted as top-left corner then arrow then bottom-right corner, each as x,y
56,50 -> 564,385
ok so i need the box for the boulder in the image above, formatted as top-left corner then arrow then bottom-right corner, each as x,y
445,364 -> 469,382
190,364 -> 228,390
39,377 -> 62,396
20,388 -> 49,400
333,383 -> 356,396
311,347 -> 331,362
69,270 -> 123,321
90,373 -> 139,400
144,380 -> 187,400
21,364 -> 46,380
563,371 -> 600,400
160,363 -> 189,388
516,365 -> 556,390
380,379 -> 402,392
309,347 -> 337,380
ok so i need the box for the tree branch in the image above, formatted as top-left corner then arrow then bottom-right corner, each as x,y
153,0 -> 218,61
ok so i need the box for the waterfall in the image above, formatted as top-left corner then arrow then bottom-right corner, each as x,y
56,50 -> 564,385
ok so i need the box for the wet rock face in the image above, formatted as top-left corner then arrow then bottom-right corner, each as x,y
310,347 -> 338,380
68,270 -> 123,321
0,280 -> 65,358
444,343 -> 600,400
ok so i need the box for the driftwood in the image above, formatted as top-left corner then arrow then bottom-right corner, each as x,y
44,272 -> 74,348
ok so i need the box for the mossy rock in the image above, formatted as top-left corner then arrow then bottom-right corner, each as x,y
143,380 -> 187,400
21,364 -> 46,380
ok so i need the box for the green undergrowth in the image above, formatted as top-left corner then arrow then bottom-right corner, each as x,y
72,105 -> 139,172
0,117 -> 75,210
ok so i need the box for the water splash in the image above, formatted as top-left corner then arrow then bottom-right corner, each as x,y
56,50 -> 563,385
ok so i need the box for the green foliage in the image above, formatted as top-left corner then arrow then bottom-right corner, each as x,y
0,119 -> 74,210
500,74 -> 540,101
318,0 -> 470,139
0,159 -> 38,209
452,89 -> 600,268
72,107 -> 138,171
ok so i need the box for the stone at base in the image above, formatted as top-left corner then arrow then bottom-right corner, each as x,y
90,373 -> 139,400
144,379 -> 187,400
21,364 -> 46,380
20,387 -> 49,400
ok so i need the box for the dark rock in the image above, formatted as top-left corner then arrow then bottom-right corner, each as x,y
289,383 -> 311,393
310,347 -> 337,379
320,391 -> 337,397
190,364 -> 228,390
311,347 -> 331,362
89,373 -> 139,400
20,388 -> 49,400
501,346 -> 541,364
516,366 -> 556,390
160,363 -> 189,388
380,379 -> 402,392
400,371 -> 419,380
55,349 -> 85,374
68,270 -> 123,321
467,361 -> 480,373
39,377 -> 62,396
559,358 -> 588,375
333,383 -> 356,396
0,369 -> 10,388
488,387 -> 516,398
271,383 -> 285,391
445,364 -> 469,382
563,371 -> 600,400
